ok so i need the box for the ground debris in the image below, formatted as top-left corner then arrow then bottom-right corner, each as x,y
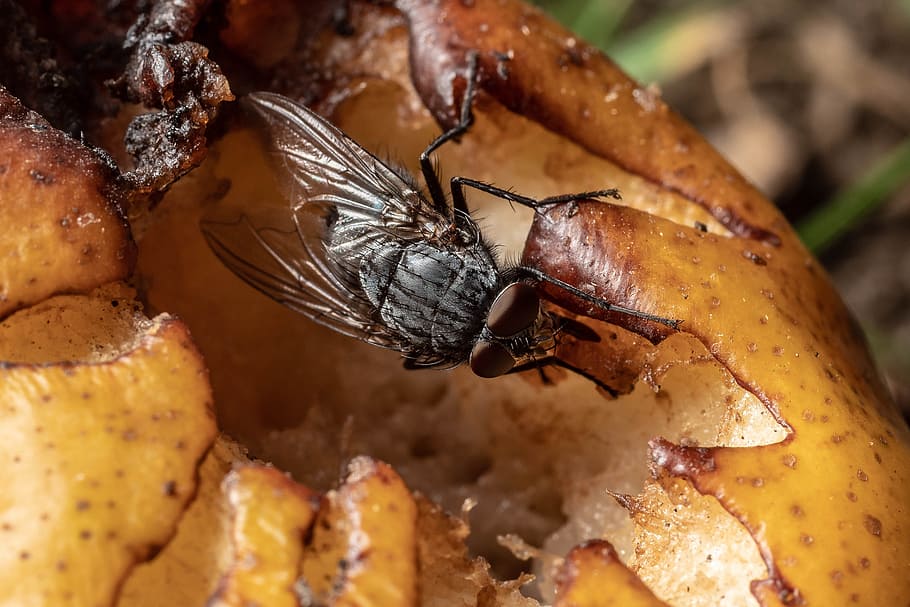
0,0 -> 85,137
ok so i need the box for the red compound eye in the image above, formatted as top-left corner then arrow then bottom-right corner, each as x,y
486,282 -> 539,338
469,340 -> 514,378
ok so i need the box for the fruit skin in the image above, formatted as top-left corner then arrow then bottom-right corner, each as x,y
525,201 -> 910,606
0,316 -> 216,607
209,465 -> 320,607
301,457 -> 419,607
118,436 -> 244,607
554,540 -> 668,607
0,89 -> 135,319
389,2 -> 910,602
398,0 -> 777,244
206,457 -> 422,607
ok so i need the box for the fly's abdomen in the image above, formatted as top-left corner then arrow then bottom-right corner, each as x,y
359,240 -> 500,362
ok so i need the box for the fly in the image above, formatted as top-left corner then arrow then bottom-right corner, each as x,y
201,51 -> 679,382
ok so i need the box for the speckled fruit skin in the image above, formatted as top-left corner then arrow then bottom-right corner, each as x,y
209,466 -> 320,607
0,90 -> 134,319
393,0 -> 910,603
554,540 -> 669,607
0,318 -> 215,607
205,458 -> 422,607
525,203 -> 909,605
301,458 -> 419,607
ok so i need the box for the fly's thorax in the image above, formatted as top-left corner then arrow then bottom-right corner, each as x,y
324,203 -> 472,295
356,236 -> 502,364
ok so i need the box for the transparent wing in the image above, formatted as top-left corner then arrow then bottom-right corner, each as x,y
200,92 -> 449,351
202,207 -> 401,349
243,91 -> 440,230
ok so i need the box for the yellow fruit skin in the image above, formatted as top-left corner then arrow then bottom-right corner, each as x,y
210,465 -> 320,607
301,457 -> 419,607
393,2 -> 910,602
554,540 -> 668,607
0,317 -> 215,607
118,436 -> 244,607
526,202 -> 910,606
0,90 -> 134,319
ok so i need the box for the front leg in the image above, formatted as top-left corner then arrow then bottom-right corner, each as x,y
514,266 -> 682,330
508,356 -> 620,397
450,176 -> 621,216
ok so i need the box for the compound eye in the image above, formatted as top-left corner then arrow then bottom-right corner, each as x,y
487,282 -> 540,338
469,340 -> 515,378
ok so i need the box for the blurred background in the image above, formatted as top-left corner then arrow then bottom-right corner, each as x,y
535,0 -> 910,415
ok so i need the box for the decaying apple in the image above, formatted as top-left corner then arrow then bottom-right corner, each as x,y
0,0 -> 907,606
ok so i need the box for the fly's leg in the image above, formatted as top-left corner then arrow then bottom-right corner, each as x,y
420,51 -> 621,219
514,265 -> 681,330
453,184 -> 679,329
420,50 -> 481,219
332,1 -> 354,36
508,357 -> 620,397
537,366 -> 551,385
450,177 -> 622,216
508,314 -> 618,393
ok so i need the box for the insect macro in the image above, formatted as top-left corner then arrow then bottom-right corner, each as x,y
202,53 -> 679,381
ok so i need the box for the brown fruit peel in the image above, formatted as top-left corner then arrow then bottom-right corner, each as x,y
109,0 -> 235,201
522,170 -> 910,605
553,540 -> 668,607
387,0 -> 909,603
0,2 -> 85,136
0,313 -> 216,606
0,89 -> 135,319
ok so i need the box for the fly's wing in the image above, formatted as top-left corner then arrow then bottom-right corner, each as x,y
200,92 -> 444,350
202,207 -> 398,347
244,91 -> 438,230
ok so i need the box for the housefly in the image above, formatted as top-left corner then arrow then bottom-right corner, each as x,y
202,52 -> 679,381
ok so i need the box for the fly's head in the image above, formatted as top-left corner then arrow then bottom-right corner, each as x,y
469,282 -> 556,378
